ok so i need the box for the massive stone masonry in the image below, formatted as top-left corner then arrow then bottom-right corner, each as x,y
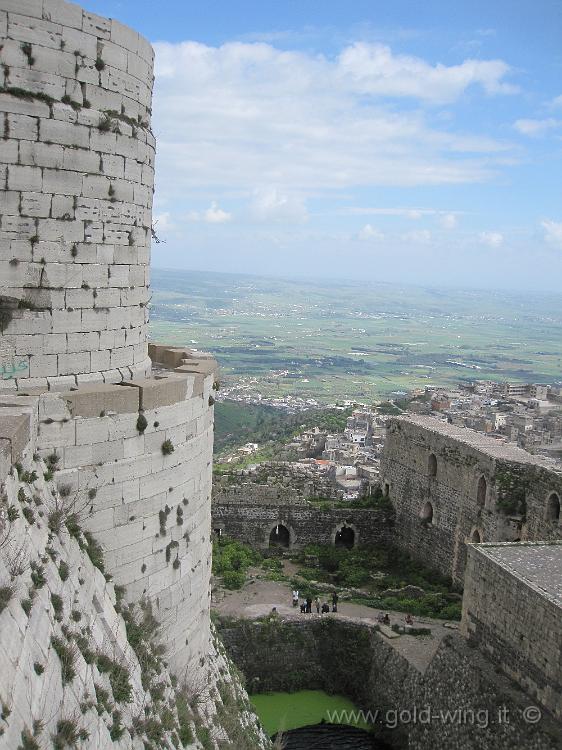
380,415 -> 562,583
0,2 -> 270,748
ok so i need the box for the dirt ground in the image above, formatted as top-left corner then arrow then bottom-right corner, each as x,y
212,572 -> 458,673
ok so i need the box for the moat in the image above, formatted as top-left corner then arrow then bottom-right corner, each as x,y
250,690 -> 387,750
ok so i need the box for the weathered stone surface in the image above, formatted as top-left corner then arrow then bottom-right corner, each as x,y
380,416 -> 562,583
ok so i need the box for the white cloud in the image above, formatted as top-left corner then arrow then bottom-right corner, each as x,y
513,118 -> 561,136
551,95 -> 562,108
338,42 -> 517,103
439,213 -> 458,229
152,40 -> 515,202
358,224 -> 384,241
402,229 -> 432,244
479,231 -> 503,247
250,187 -> 308,223
205,202 -> 232,223
542,220 -> 562,247
186,202 -> 232,224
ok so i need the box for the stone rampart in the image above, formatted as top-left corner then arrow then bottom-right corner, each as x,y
380,416 -> 562,582
461,542 -> 562,721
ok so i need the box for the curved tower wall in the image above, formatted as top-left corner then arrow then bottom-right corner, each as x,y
0,0 -> 218,681
0,0 -> 154,389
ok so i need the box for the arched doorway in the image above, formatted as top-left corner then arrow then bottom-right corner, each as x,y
420,501 -> 433,524
470,529 -> 482,543
428,453 -> 437,478
476,476 -> 487,508
546,492 -> 560,522
335,526 -> 355,549
269,524 -> 290,548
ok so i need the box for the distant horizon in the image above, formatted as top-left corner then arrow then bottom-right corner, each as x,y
151,263 -> 562,300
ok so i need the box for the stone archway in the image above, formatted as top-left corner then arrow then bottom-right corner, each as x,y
334,526 -> 355,549
428,453 -> 437,478
476,476 -> 487,508
269,523 -> 291,548
546,492 -> 560,522
470,528 -> 483,543
420,501 -> 434,524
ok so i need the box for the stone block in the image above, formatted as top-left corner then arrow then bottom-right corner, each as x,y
0,137 -> 19,164
0,412 -> 30,463
64,382 -> 139,418
7,164 -> 42,191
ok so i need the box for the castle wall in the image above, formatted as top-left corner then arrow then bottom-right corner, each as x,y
461,542 -> 562,721
0,344 -> 218,679
218,617 -> 562,750
380,416 -> 562,583
0,0 -> 155,389
211,495 -> 394,550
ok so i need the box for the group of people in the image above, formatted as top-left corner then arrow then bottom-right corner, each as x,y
292,589 -> 338,615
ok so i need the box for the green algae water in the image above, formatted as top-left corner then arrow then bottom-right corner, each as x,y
250,689 -> 370,735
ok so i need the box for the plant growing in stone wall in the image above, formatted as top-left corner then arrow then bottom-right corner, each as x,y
161,439 -> 174,456
495,468 -> 529,517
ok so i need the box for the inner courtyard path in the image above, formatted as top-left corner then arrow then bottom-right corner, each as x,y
213,574 -> 457,673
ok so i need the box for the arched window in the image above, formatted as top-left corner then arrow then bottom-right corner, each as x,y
428,453 -> 437,478
477,476 -> 487,508
420,502 -> 433,524
383,482 -> 390,498
470,529 -> 482,543
546,492 -> 560,522
269,524 -> 290,548
335,526 -> 355,549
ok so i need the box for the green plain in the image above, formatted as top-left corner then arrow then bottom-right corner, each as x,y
150,268 -> 562,403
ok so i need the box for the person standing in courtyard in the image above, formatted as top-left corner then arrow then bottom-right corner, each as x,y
332,591 -> 338,613
306,596 -> 312,613
315,596 -> 320,614
292,589 -> 299,607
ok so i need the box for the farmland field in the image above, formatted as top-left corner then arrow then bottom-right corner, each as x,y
150,268 -> 562,404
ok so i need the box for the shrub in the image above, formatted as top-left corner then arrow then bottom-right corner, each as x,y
83,531 -> 105,573
0,585 -> 13,614
136,414 -> 148,433
22,507 -> 35,525
58,561 -> 70,581
176,693 -> 194,745
18,729 -> 39,750
50,593 -> 64,621
52,718 -> 88,749
109,710 -> 124,741
30,563 -> 46,589
96,654 -> 132,703
33,662 -> 44,675
51,637 -> 77,684
21,598 -> 32,616
221,570 -> 246,589
7,505 -> 19,522
48,508 -> 65,533
161,439 -> 174,456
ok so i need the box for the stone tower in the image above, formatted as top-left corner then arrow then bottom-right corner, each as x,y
0,0 -> 154,389
0,0 -> 217,680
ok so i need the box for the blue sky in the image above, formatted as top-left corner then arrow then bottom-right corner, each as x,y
85,1 -> 562,291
